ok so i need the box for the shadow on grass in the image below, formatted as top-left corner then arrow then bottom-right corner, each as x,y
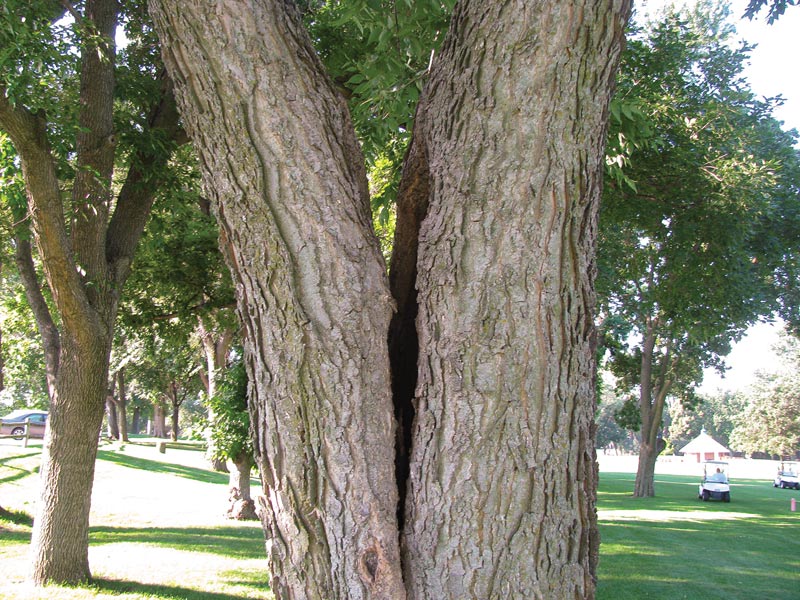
90,525 -> 266,559
93,577 -> 271,600
0,527 -> 31,544
0,505 -> 33,527
96,450 -> 228,485
597,471 -> 800,600
0,451 -> 41,485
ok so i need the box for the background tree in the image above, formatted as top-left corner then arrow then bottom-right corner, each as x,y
729,335 -> 800,457
206,356 -> 257,520
667,389 -> 745,452
0,0 -> 185,583
150,1 -> 631,598
597,3 -> 800,497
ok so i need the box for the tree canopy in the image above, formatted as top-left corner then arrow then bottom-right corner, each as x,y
598,2 -> 800,496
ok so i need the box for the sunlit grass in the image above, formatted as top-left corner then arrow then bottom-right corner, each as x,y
597,471 -> 800,599
3,438 -> 799,599
0,439 -> 271,600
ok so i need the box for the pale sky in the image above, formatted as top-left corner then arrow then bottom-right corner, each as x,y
637,0 -> 800,393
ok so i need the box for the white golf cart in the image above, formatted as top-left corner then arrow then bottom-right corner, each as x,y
773,462 -> 800,490
698,460 -> 731,502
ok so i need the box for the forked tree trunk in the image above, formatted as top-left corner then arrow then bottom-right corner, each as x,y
0,0 -> 183,583
150,0 -> 631,598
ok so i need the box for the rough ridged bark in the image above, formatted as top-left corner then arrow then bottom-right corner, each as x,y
150,0 -> 631,598
149,2 -> 405,598
400,2 -> 630,598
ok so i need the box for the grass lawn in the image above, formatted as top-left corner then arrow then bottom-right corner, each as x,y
2,439 -> 799,599
0,437 -> 272,600
597,471 -> 800,599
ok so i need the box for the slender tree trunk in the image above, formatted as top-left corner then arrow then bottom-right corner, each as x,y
106,396 -> 119,440
116,368 -> 129,442
131,406 -> 141,434
151,0 -> 630,598
153,404 -> 166,438
634,440 -> 660,497
199,321 -> 234,472
14,235 -> 60,399
633,324 -> 671,497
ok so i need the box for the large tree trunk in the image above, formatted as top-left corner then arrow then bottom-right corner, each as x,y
399,3 -> 629,597
150,0 -> 630,598
151,3 -> 404,597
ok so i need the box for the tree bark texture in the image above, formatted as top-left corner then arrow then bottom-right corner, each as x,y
149,2 -> 405,599
150,0 -> 631,598
399,3 -> 630,598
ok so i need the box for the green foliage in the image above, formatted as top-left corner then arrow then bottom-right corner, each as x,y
668,390 -> 746,451
599,3 -> 800,429
206,358 -> 251,463
729,336 -> 800,457
743,0 -> 799,23
596,388 -> 640,452
306,0 -> 453,214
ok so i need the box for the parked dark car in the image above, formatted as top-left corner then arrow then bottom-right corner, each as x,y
0,409 -> 48,439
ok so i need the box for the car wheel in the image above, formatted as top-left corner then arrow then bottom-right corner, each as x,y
780,481 -> 786,489
10,426 -> 25,440
723,492 -> 730,503
702,490 -> 710,501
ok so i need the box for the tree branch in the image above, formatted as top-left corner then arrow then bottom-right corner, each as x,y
0,87 -> 100,338
106,71 -> 186,286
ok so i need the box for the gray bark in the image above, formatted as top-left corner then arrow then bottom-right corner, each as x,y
398,2 -> 630,598
149,2 -> 404,598
150,0 -> 631,598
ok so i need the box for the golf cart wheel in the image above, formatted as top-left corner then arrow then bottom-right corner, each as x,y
10,426 -> 24,440
780,482 -> 786,489
702,490 -> 710,501
723,492 -> 730,503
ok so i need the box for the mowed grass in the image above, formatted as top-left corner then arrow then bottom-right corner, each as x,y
0,437 -> 272,600
597,471 -> 800,599
3,440 -> 799,599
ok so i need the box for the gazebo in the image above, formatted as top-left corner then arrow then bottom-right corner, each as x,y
679,428 -> 731,463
